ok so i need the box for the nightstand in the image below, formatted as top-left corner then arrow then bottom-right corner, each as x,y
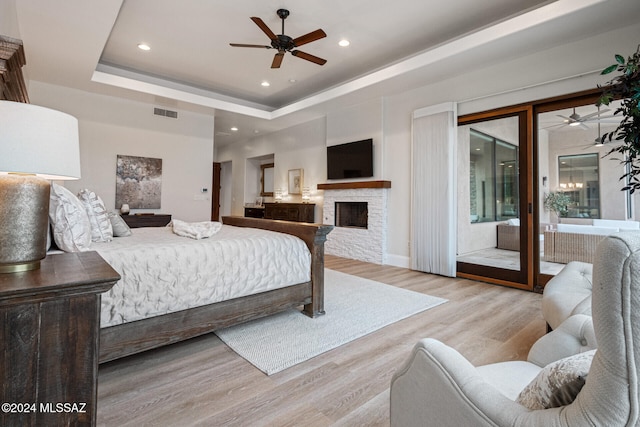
0,251 -> 120,426
121,214 -> 172,228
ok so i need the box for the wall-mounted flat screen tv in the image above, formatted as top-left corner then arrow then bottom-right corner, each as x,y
327,138 -> 373,179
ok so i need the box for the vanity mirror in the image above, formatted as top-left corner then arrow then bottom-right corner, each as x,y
261,163 -> 274,197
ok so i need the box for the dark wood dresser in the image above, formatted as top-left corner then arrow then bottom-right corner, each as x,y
121,214 -> 172,228
263,203 -> 315,223
244,206 -> 265,219
0,251 -> 120,426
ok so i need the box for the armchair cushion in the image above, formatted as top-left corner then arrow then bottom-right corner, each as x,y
542,261 -> 593,330
516,349 -> 595,410
528,314 -> 595,367
475,361 -> 540,401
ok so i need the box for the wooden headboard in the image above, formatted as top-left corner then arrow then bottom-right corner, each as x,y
0,35 -> 29,103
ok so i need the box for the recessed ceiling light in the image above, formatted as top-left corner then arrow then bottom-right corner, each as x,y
261,81 -> 270,87
338,39 -> 350,47
289,79 -> 297,84
230,127 -> 238,132
137,43 -> 151,51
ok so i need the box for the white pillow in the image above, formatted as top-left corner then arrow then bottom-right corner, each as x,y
49,183 -> 92,252
516,350 -> 595,410
77,189 -> 113,242
108,212 -> 132,237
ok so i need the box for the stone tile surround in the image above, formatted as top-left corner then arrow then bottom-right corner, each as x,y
320,182 -> 390,264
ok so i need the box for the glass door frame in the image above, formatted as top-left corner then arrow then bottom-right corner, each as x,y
457,105 -> 534,291
533,89 -> 602,289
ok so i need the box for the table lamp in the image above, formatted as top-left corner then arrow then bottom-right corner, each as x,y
0,101 -> 80,273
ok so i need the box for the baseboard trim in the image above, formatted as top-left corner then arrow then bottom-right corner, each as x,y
385,254 -> 410,269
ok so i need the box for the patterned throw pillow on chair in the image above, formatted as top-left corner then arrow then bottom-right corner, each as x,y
516,350 -> 595,410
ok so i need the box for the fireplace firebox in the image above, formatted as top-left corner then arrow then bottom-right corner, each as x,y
335,202 -> 368,229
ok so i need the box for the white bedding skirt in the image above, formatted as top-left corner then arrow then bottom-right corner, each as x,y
92,225 -> 311,328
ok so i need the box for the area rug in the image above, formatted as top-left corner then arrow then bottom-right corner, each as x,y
214,269 -> 447,375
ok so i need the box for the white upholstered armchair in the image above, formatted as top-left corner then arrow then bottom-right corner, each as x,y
390,231 -> 640,426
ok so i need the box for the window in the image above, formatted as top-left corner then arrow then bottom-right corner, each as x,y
557,153 -> 599,218
469,129 -> 519,222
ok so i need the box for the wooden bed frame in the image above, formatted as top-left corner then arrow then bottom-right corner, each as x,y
98,216 -> 333,363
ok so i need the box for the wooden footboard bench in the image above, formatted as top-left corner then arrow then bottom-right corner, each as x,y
98,217 -> 333,363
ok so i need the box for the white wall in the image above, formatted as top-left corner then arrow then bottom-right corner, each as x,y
216,117 -> 327,222
28,81 -> 215,222
326,98 -> 384,182
0,0 -> 20,39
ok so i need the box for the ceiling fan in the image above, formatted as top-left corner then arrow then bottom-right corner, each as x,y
551,107 -> 613,130
230,9 -> 327,69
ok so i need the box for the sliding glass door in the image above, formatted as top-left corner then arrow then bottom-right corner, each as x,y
457,107 -> 533,290
455,90 -> 637,291
535,95 -> 633,285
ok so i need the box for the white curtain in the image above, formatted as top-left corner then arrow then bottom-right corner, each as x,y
411,102 -> 457,277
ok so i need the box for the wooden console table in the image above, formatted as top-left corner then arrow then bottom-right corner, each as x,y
0,251 -> 120,426
264,203 -> 315,223
244,206 -> 265,219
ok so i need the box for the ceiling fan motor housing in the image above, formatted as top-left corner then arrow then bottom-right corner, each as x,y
277,9 -> 290,19
273,35 -> 295,51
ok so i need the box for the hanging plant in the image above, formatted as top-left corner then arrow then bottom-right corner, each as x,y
597,44 -> 640,193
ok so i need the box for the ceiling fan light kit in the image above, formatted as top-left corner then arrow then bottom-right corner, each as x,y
230,9 -> 327,69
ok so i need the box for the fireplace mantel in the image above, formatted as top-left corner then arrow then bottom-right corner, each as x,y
318,180 -> 391,190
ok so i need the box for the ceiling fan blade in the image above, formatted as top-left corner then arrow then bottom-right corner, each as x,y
271,52 -> 284,69
580,108 -> 611,121
291,50 -> 327,65
251,17 -> 278,41
557,114 -> 572,123
230,43 -> 272,49
542,123 -> 566,130
292,29 -> 327,47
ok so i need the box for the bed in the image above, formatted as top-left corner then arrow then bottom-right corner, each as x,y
93,216 -> 332,363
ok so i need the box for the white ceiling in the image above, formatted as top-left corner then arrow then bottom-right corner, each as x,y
13,0 -> 640,145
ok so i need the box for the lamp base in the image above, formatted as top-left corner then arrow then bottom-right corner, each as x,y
0,260 -> 40,274
0,175 -> 50,273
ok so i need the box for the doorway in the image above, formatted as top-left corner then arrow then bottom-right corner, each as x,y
456,107 -> 533,290
213,161 -> 232,220
535,93 -> 629,287
456,89 -> 632,291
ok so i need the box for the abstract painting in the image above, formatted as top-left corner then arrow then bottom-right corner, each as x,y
115,155 -> 162,209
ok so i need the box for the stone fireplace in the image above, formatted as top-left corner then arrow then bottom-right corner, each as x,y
319,181 -> 390,264
335,201 -> 368,229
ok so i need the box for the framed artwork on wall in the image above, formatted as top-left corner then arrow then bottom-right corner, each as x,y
288,169 -> 303,194
115,154 -> 163,209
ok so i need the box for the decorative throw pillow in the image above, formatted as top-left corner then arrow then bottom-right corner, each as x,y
77,189 -> 113,242
516,350 -> 595,410
108,212 -> 132,237
49,183 -> 92,252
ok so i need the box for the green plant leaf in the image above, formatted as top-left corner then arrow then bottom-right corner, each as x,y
597,45 -> 640,194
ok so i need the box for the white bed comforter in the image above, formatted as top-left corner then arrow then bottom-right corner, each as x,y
92,225 -> 311,328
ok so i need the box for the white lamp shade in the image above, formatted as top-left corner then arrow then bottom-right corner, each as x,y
0,101 -> 80,180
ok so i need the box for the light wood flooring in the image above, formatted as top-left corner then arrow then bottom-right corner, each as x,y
96,255 -> 545,427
